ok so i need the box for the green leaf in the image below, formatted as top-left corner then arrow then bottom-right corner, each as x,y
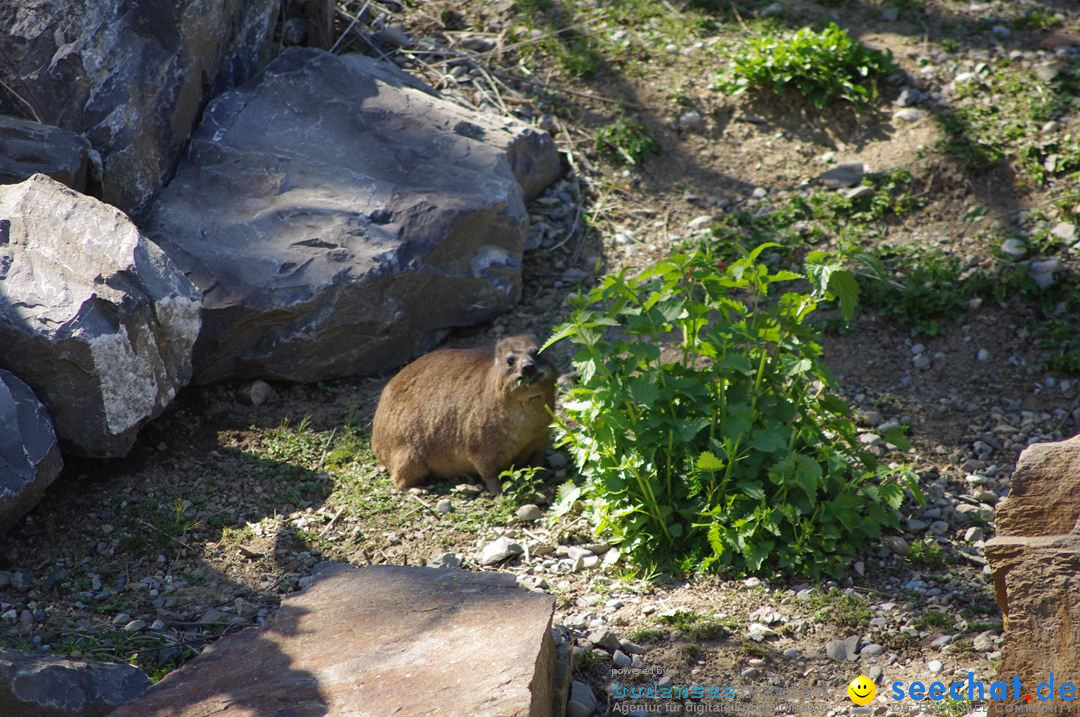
750,427 -> 788,453
697,451 -> 725,472
827,268 -> 860,321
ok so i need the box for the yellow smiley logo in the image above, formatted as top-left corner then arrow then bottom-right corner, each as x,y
848,675 -> 876,705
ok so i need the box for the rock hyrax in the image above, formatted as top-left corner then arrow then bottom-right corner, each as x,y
371,335 -> 556,494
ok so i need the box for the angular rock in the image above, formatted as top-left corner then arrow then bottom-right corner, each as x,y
0,0 -> 280,215
0,648 -> 149,717
144,48 -> 560,383
985,436 -> 1080,715
816,162 -> 865,188
0,175 -> 201,456
479,536 -> 524,566
112,563 -> 557,717
0,115 -> 92,191
0,370 -> 62,532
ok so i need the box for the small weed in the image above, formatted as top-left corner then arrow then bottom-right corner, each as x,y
1037,319 -> 1080,374
499,465 -> 548,506
907,538 -> 948,569
915,611 -> 952,630
679,643 -> 703,662
1012,11 -> 1061,31
595,116 -> 661,166
658,610 -> 736,641
714,23 -> 897,108
627,627 -> 669,643
806,589 -> 872,630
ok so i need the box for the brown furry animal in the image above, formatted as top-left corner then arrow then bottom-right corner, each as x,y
371,335 -> 556,494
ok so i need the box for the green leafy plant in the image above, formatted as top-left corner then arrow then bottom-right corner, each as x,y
595,116 -> 661,165
1038,319 -> 1080,374
545,247 -> 920,577
499,465 -> 548,506
714,23 -> 898,108
907,538 -> 948,569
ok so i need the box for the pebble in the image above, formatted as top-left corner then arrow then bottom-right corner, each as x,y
928,660 -> 944,673
747,623 -> 776,642
688,215 -> 714,230
861,643 -> 884,657
976,348 -> 990,362
817,162 -> 865,188
991,25 -> 1010,38
826,640 -> 849,661
895,88 -> 921,106
893,108 -> 926,122
869,666 -> 883,682
478,537 -> 524,566
1000,238 -> 1027,258
752,187 -> 767,199
679,111 -> 705,131
973,633 -> 994,652
588,628 -> 621,652
1051,222 -> 1076,243
435,499 -> 452,514
914,354 -> 930,370
741,666 -> 763,679
516,504 -> 542,521
612,649 -> 632,668
783,648 -> 800,659
237,380 -> 274,407
883,536 -> 909,556
123,619 -> 147,632
10,571 -> 31,592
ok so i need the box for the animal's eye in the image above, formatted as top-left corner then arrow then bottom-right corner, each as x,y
506,356 -> 516,366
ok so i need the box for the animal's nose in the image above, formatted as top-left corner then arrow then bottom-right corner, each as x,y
521,362 -> 537,376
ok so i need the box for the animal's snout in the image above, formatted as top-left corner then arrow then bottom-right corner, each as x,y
521,361 -> 538,377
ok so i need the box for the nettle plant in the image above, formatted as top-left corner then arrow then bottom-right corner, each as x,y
714,22 -> 898,108
544,247 -> 920,577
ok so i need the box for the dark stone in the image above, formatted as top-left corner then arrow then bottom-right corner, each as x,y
0,370 -> 62,532
0,649 -> 149,717
0,115 -> 92,191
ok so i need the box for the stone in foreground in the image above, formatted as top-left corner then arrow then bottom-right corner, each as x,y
0,648 -> 149,717
0,175 -> 201,456
0,370 -> 62,532
113,563 -> 557,716
985,435 -> 1080,715
0,115 -> 92,192
0,0 -> 279,215
143,47 -> 561,383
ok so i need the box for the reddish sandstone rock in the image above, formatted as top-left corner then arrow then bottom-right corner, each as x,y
111,563 -> 557,717
985,435 -> 1080,715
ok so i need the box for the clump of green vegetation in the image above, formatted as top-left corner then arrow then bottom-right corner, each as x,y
714,23 -> 898,108
907,538 -> 948,569
546,247 -> 921,577
658,610 -> 738,641
854,244 -> 977,336
1012,10 -> 1061,31
499,465 -> 548,506
915,611 -> 952,630
595,116 -> 661,165
1038,319 -> 1080,374
806,589 -> 872,630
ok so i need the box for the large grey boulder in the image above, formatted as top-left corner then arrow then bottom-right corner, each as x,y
0,115 -> 92,192
0,370 -> 62,532
143,48 -> 561,383
0,174 -> 201,457
0,649 -> 149,717
0,0 -> 279,216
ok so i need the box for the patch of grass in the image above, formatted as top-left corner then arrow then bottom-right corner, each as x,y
915,611 -> 952,630
806,589 -> 872,630
714,23 -> 898,108
1012,11 -> 1061,31
658,610 -> 736,641
1037,319 -> 1080,375
595,116 -> 661,166
907,538 -> 948,569
627,627 -> 669,643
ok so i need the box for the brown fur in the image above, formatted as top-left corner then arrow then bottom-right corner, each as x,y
371,335 -> 556,494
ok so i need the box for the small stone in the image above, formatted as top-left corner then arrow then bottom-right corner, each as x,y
1000,238 -> 1027,257
783,648 -> 799,659
906,519 -> 929,532
817,162 -> 865,188
895,88 -> 921,107
377,26 -> 412,48
883,536 -> 909,555
200,608 -> 228,625
752,187 -> 767,199
236,380 -> 274,407
612,649 -> 631,668
516,504 -> 542,521
893,108 -> 926,123
588,629 -> 621,652
928,660 -> 944,673
1051,222 -> 1076,243
741,666 -> 763,679
991,24 -> 1010,38
826,640 -> 848,661
747,623 -> 776,642
928,520 -> 949,536
9,571 -> 32,591
234,598 -> 259,618
869,666 -> 883,682
150,619 -> 166,631
679,111 -> 705,131
568,680 -> 597,717
881,7 -> 899,21
478,537 -> 523,566
688,215 -> 714,230
861,643 -> 884,657
123,619 -> 147,632
914,354 -> 930,370
976,348 -> 990,362
844,185 -> 874,200
973,633 -> 994,652
964,527 -> 984,543
435,499 -> 452,514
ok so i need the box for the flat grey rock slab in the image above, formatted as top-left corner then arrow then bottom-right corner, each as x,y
0,174 -> 201,456
143,48 -> 560,383
113,563 -> 557,717
0,648 -> 149,717
0,369 -> 62,532
0,115 -> 92,192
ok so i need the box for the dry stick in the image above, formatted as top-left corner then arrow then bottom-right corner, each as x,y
498,71 -> 647,110
0,78 -> 41,123
329,1 -> 370,54
318,507 -> 346,537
